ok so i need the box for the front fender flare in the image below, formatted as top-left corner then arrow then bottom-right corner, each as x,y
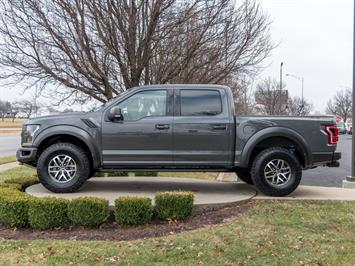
33,125 -> 101,168
239,127 -> 312,168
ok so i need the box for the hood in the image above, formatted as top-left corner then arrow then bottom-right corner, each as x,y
25,112 -> 86,125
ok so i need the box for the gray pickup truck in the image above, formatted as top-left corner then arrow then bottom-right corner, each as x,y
17,84 -> 341,196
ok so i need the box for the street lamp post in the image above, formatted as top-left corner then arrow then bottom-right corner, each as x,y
343,0 -> 355,188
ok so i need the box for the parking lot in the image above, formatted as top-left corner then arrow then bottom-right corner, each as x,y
301,134 -> 350,187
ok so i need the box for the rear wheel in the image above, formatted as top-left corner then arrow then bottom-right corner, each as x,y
235,169 -> 253,184
251,147 -> 302,196
37,143 -> 90,193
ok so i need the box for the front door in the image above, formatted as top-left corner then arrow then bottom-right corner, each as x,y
173,88 -> 233,167
102,89 -> 173,167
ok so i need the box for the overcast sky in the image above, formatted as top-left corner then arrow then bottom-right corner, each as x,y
260,0 -> 353,112
0,0 -> 353,113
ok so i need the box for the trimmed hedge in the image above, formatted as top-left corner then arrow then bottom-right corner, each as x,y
68,197 -> 110,227
28,197 -> 69,230
115,196 -> 152,225
155,191 -> 194,220
0,188 -> 33,227
0,182 -> 22,191
4,175 -> 39,191
134,172 -> 158,177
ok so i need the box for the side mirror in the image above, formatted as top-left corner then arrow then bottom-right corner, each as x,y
108,107 -> 123,121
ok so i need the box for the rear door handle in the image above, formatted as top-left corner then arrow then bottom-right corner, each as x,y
155,124 -> 170,130
212,124 -> 227,130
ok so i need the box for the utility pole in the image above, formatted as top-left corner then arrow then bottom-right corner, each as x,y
279,62 -> 284,113
344,0 -> 355,188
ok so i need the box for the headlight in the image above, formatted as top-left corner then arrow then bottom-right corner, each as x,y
23,125 -> 40,143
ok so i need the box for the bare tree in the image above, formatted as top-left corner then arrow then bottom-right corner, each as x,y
16,100 -> 40,118
287,96 -> 312,116
229,76 -> 255,115
0,0 -> 273,104
326,89 -> 352,122
0,100 -> 11,121
254,77 -> 288,115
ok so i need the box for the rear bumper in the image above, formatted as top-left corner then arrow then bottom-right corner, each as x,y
312,151 -> 341,167
16,147 -> 37,164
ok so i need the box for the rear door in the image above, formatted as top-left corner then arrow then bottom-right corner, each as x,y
173,87 -> 233,166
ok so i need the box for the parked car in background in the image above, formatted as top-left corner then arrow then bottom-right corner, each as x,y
17,84 -> 341,197
337,122 -> 347,134
347,123 -> 352,134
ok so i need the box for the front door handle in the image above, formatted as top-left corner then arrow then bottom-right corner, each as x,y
155,124 -> 170,130
212,124 -> 227,130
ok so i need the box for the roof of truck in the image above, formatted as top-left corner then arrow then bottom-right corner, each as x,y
135,84 -> 230,90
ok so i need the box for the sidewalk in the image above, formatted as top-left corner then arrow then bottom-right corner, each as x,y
218,172 -> 355,201
0,162 -> 19,172
255,185 -> 355,201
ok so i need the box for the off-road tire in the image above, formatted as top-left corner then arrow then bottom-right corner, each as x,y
251,147 -> 302,197
37,143 -> 90,193
235,169 -> 253,184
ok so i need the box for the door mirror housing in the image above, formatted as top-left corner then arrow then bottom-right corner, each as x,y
108,107 -> 123,121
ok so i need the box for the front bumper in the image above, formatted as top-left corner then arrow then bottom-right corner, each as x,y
16,147 -> 37,164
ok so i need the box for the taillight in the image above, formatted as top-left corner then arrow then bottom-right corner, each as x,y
324,125 -> 339,145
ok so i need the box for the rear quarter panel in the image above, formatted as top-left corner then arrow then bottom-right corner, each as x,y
235,116 -> 336,167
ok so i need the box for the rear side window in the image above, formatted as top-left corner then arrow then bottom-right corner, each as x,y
180,90 -> 222,116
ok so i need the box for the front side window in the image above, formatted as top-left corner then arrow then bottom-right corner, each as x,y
180,90 -> 222,116
117,90 -> 167,121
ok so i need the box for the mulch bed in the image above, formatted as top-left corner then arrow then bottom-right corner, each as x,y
0,201 -> 252,241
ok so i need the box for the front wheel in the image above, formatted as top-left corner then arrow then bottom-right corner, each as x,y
37,143 -> 90,193
251,147 -> 302,196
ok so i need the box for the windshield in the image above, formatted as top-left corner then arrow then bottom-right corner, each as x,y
91,90 -> 131,112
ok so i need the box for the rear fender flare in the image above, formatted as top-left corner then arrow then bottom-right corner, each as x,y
239,127 -> 311,168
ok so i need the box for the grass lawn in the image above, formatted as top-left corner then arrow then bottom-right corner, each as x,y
0,200 -> 353,265
158,172 -> 217,180
0,118 -> 26,128
0,166 -> 354,264
0,155 -> 17,165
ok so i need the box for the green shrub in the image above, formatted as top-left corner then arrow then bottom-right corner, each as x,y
68,197 -> 110,227
0,188 -> 33,227
106,171 -> 129,177
28,197 -> 69,230
155,191 -> 194,220
115,196 -> 152,225
134,172 -> 158,177
4,175 -> 38,191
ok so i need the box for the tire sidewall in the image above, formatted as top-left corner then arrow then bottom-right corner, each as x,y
37,144 -> 89,192
251,148 -> 302,196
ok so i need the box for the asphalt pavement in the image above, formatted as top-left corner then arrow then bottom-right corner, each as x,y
301,134 -> 350,187
0,134 -> 20,156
